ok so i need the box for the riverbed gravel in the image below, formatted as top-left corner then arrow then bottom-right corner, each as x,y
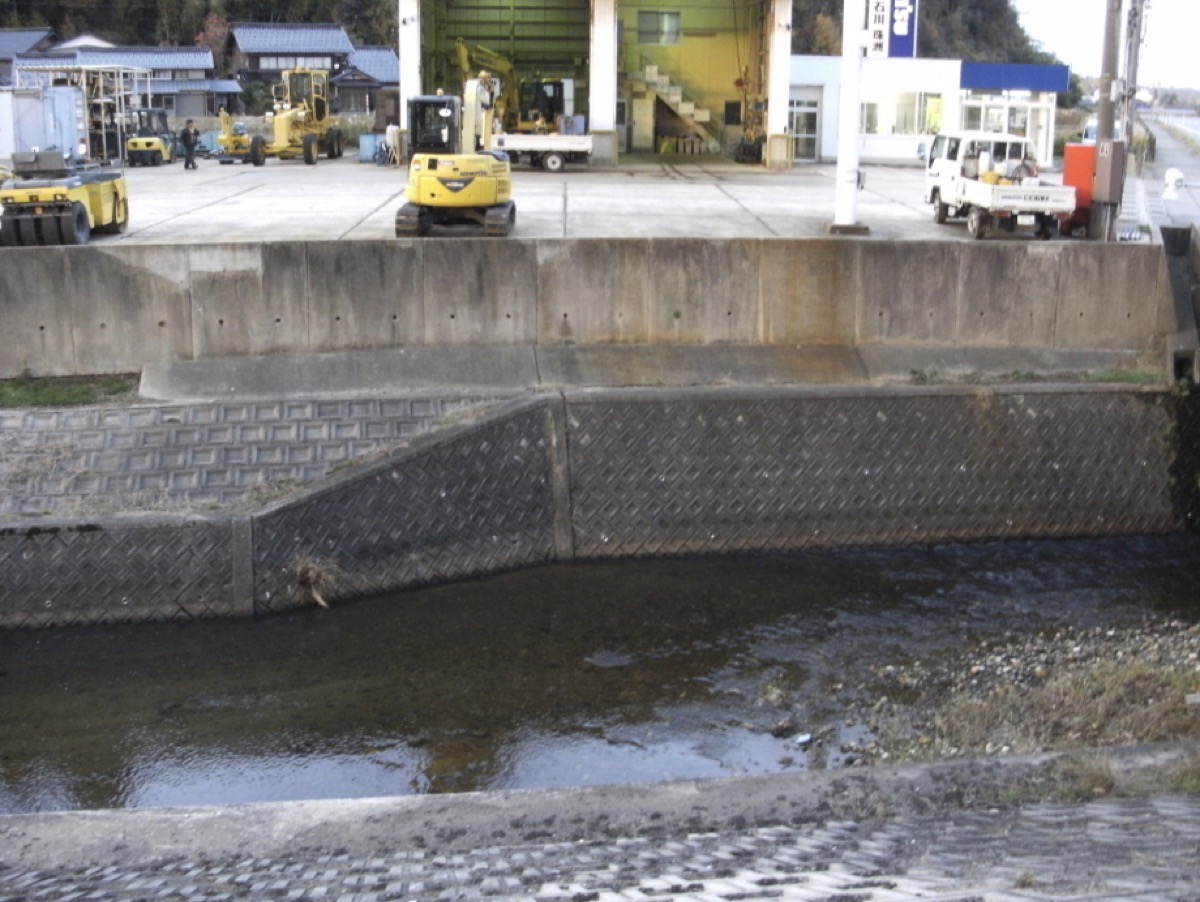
845,617 -> 1200,766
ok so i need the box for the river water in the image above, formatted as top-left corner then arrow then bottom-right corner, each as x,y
1,534 -> 1197,814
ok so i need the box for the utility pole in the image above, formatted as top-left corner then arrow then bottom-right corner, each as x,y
1121,0 -> 1147,142
1091,0 -> 1123,240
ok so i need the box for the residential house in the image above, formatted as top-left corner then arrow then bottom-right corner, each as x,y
0,27 -> 54,85
333,46 -> 399,127
15,45 -> 241,118
226,22 -> 355,85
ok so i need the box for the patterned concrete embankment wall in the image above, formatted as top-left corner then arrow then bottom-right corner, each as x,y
2,387 -> 1198,630
0,238 -> 1179,379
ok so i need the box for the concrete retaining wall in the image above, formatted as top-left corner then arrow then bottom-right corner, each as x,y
0,239 -> 1179,378
3,385 -> 1198,629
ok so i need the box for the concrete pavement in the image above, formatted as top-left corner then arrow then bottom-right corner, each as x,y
105,138 -> 1195,246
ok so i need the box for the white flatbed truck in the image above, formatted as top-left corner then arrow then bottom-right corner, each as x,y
493,133 -> 592,172
923,131 -> 1076,240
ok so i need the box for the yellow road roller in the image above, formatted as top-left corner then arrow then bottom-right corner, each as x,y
0,150 -> 129,247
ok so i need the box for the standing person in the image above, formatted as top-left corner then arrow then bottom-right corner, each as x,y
180,119 -> 200,169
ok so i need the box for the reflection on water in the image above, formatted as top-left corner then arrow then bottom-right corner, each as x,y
1,535 -> 1197,814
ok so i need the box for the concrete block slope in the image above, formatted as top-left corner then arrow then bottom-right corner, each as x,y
0,394 -> 503,518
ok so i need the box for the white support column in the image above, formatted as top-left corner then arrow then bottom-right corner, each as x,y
589,0 -> 620,165
763,0 -> 792,170
829,0 -> 869,233
397,0 -> 422,130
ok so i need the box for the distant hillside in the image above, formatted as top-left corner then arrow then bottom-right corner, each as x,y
792,0 -> 1080,104
793,0 -> 1056,64
5,0 -> 1064,88
0,0 -> 397,48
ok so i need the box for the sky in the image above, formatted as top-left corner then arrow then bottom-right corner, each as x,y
1010,0 -> 1197,90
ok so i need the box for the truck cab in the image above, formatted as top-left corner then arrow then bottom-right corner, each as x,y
923,131 -> 1040,206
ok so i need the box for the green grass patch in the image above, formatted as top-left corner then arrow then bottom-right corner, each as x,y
1073,370 -> 1164,385
0,373 -> 139,408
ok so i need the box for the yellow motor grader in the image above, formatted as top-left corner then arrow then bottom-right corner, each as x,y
395,76 -> 515,237
217,68 -> 345,165
0,150 -> 128,246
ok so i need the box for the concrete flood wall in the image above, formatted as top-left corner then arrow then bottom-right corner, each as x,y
0,238 -> 1181,379
3,385 -> 1198,630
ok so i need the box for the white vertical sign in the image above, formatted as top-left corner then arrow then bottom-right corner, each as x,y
867,0 -> 889,57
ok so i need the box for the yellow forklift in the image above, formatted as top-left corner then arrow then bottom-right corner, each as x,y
395,76 -> 515,237
0,150 -> 128,246
125,108 -> 177,166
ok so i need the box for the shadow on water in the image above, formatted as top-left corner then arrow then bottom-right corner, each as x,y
1,534 -> 1198,814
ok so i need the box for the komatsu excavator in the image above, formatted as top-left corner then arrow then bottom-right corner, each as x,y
395,76 -> 515,237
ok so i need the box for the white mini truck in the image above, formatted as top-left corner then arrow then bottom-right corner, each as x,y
923,131 -> 1076,240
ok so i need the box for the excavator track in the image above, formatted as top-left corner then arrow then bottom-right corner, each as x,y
483,201 -> 516,237
394,203 -> 430,237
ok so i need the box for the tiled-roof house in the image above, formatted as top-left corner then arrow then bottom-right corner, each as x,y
333,46 -> 400,127
0,27 -> 54,84
227,23 -> 355,84
15,45 -> 240,117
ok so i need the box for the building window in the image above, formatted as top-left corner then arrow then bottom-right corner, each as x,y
861,92 -> 941,135
258,55 -> 332,71
638,11 -> 681,45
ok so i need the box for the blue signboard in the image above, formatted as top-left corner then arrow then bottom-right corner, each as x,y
889,0 -> 918,58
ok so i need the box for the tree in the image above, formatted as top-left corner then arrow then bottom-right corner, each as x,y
155,0 -> 182,44
810,13 -> 840,55
195,11 -> 232,74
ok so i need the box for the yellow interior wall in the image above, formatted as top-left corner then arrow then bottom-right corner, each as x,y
619,0 -> 757,122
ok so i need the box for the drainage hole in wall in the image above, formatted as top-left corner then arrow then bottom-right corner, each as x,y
158,320 -> 166,327
673,311 -> 681,320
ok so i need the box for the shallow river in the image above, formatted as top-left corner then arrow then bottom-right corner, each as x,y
1,534 -> 1198,814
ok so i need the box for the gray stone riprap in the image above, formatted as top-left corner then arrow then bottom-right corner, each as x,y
0,394 -> 507,517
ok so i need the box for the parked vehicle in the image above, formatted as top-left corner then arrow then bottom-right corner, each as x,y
125,108 -> 177,166
1082,118 -> 1122,145
395,76 -> 515,237
0,149 -> 128,246
923,131 -> 1076,240
217,69 -> 345,165
493,131 -> 592,171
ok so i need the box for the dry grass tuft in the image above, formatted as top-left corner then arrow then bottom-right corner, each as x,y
929,661 -> 1200,757
293,554 -> 344,609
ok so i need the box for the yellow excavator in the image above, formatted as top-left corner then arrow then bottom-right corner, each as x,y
395,76 -> 515,237
454,38 -> 574,134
